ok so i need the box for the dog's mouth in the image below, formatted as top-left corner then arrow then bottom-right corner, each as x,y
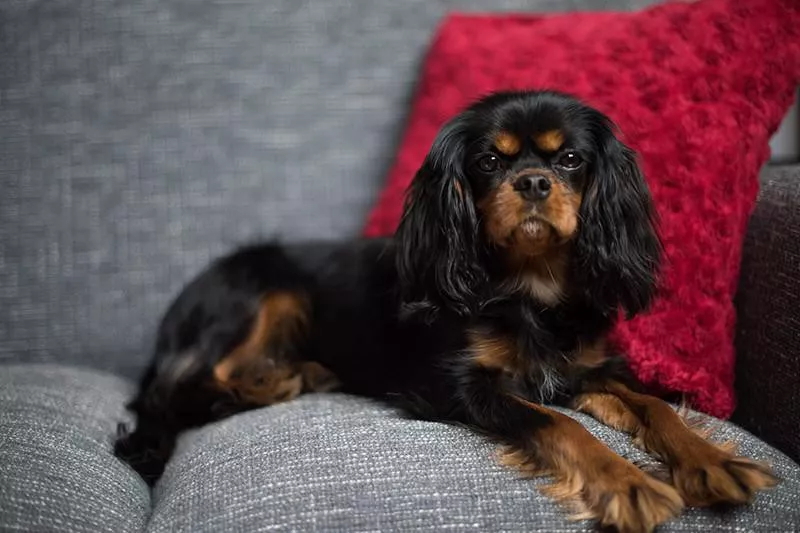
518,215 -> 573,246
519,216 -> 551,238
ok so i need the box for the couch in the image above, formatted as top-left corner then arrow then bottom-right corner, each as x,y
1,0 -> 798,531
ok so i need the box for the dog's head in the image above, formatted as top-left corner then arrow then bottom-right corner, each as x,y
395,91 -> 661,318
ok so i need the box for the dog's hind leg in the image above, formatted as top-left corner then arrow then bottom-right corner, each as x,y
114,290 -> 337,485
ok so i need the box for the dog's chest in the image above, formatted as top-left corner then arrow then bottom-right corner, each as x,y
475,298 -> 601,402
519,271 -> 564,306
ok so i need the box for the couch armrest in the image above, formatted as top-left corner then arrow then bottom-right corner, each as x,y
732,164 -> 800,462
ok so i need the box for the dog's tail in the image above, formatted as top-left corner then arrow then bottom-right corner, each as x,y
114,419 -> 178,487
113,350 -> 238,486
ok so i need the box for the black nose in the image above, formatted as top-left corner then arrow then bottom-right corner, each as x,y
514,174 -> 552,201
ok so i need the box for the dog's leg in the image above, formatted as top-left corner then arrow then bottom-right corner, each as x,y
211,291 -> 309,404
115,290 -> 330,485
575,384 -> 778,507
460,366 -> 682,533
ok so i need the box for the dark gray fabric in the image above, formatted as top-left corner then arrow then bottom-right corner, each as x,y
151,393 -> 800,533
0,365 -> 149,533
0,0 -> 665,379
733,164 -> 800,463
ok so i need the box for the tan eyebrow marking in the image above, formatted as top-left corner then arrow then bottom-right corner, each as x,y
533,130 -> 565,152
494,131 -> 521,156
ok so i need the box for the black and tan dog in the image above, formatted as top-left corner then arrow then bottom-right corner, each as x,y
115,91 -> 776,533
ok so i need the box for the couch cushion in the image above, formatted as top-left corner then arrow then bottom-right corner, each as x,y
150,393 -> 800,532
0,364 -> 149,533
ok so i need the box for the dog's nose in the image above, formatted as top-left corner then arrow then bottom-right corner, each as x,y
513,174 -> 552,201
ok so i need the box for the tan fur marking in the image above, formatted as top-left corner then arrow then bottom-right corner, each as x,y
300,361 -> 342,392
574,392 -> 642,435
469,330 -> 519,372
494,131 -> 521,156
521,273 -> 563,305
544,179 -> 582,240
453,180 -> 463,198
515,249 -> 568,305
478,181 -> 530,247
232,361 -> 341,405
534,129 -> 565,152
213,297 -> 278,384
574,339 -> 608,369
577,383 -> 779,508
237,368 -> 303,405
501,397 -> 683,532
212,292 -> 315,406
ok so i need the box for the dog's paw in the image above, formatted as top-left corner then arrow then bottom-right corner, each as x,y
544,460 -> 683,533
671,445 -> 778,507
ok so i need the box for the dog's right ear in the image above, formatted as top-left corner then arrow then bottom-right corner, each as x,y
394,116 -> 485,319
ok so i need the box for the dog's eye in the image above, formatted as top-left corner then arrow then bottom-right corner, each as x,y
476,155 -> 500,173
557,151 -> 583,170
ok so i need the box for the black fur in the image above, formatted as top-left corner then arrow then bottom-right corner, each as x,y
114,90 -> 661,487
395,115 -> 486,319
573,113 -> 662,317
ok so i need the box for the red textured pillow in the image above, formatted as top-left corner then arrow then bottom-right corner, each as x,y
364,0 -> 800,418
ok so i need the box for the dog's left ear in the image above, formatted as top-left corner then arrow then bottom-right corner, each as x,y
394,116 -> 485,319
574,121 -> 662,317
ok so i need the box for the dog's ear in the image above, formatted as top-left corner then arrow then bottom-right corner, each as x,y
574,120 -> 662,317
394,117 -> 485,318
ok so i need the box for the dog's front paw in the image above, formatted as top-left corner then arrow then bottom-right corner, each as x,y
545,459 -> 683,533
671,445 -> 778,507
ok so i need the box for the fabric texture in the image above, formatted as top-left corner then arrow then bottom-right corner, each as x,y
0,364 -> 150,533
2,365 -> 800,533
0,0 -> 662,381
363,0 -> 800,418
152,392 -> 800,532
732,165 -> 800,463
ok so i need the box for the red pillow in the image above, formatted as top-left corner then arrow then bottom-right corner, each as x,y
364,0 -> 800,418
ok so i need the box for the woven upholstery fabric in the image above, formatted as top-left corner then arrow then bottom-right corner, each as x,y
363,0 -> 800,418
733,166 -> 800,463
152,394 -> 800,532
2,364 -> 798,532
0,0 -> 662,381
0,365 -> 149,533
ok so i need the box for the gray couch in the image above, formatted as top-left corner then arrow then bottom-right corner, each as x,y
1,1 -> 799,531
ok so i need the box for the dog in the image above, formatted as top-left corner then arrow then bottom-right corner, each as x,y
115,90 -> 777,533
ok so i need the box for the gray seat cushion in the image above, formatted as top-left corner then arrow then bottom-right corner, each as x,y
2,364 -> 799,532
0,365 -> 149,533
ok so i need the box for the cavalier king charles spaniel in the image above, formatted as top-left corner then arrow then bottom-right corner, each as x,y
116,91 -> 776,533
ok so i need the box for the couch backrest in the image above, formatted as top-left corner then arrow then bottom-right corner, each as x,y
0,0 -> 664,377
